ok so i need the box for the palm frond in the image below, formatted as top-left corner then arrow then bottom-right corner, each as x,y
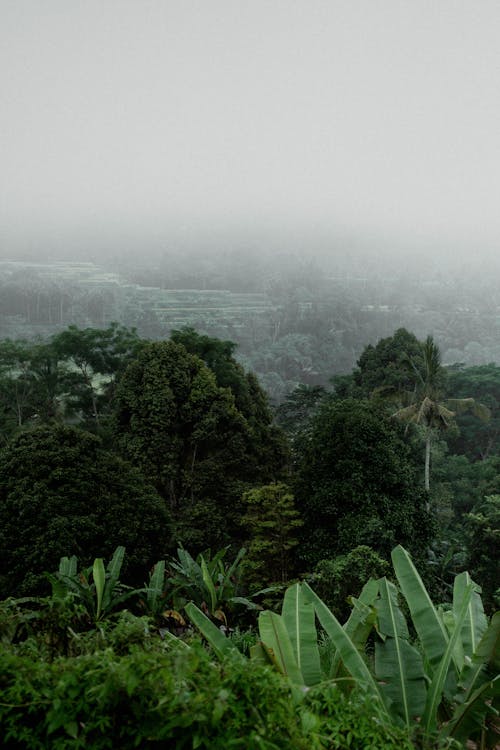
445,398 -> 491,422
392,404 -> 419,423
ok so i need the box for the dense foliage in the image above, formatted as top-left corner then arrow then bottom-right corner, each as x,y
0,425 -> 170,595
0,642 -> 419,750
5,544 -> 496,748
0,317 -> 498,748
294,397 -> 433,566
113,339 -> 285,550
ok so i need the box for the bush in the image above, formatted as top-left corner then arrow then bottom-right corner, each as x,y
0,643 -> 312,749
305,683 -> 416,750
0,638 -> 424,749
312,546 -> 390,621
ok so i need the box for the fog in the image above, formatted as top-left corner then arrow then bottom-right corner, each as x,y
1,1 -> 499,267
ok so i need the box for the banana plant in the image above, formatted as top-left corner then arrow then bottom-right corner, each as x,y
186,545 -> 499,747
444,611 -> 500,747
389,545 -> 499,746
137,559 -> 167,618
186,579 -> 386,708
168,546 -> 265,625
50,546 -> 141,622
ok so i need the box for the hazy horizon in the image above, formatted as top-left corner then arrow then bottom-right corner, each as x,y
2,1 -> 499,264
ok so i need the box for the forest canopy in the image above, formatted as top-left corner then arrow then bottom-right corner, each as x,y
0,323 -> 497,614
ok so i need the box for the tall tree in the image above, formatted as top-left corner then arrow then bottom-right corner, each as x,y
392,336 -> 490,492
294,397 -> 432,567
51,323 -> 142,428
239,482 -> 303,587
354,328 -> 424,399
113,340 -> 285,551
170,328 -> 287,483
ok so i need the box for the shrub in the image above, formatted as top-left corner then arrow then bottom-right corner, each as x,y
305,683 -> 416,750
312,545 -> 390,621
0,643 -> 313,749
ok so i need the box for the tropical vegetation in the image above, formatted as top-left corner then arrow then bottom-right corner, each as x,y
0,320 -> 498,748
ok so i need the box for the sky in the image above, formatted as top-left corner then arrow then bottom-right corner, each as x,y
1,0 -> 499,260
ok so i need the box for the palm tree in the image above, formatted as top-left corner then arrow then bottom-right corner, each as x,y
392,336 -> 490,493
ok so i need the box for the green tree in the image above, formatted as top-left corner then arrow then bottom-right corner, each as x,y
170,328 -> 252,413
113,340 -> 285,551
51,323 -> 142,429
170,327 -> 287,471
354,328 -> 424,398
0,338 -> 78,439
294,397 -> 432,567
240,483 -> 303,588
0,339 -> 36,440
0,424 -> 170,596
392,336 -> 490,491
446,363 -> 500,460
275,385 -> 326,441
465,495 -> 500,611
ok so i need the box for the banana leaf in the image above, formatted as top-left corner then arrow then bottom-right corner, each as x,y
281,583 -> 322,686
454,611 -> 500,712
184,602 -> 237,660
93,557 -> 106,620
422,583 -> 473,736
301,582 -> 387,711
453,572 -> 487,660
249,641 -> 271,666
346,578 -> 380,644
374,578 -> 426,727
446,674 -> 500,745
227,595 -> 262,610
146,559 -> 165,612
58,554 -> 77,578
329,579 -> 379,679
200,555 -> 217,613
258,610 -> 304,685
102,546 -> 126,614
392,545 -> 458,675
442,608 -> 465,673
221,547 -> 246,590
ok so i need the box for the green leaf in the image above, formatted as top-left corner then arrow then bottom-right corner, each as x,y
249,642 -> 270,665
455,611 -> 500,713
392,545 -> 456,674
442,609 -> 464,673
147,559 -> 165,611
227,596 -> 261,610
258,610 -> 304,685
375,578 -> 426,726
281,583 -> 322,686
301,581 -> 387,712
330,581 -> 378,680
446,675 -> 500,744
58,554 -> 77,578
474,611 -> 500,673
106,546 -> 125,589
103,545 -> 125,613
200,555 -> 218,614
223,547 -> 246,586
93,557 -> 105,620
184,602 -> 237,660
422,583 -> 473,736
344,578 -> 379,647
453,572 -> 487,661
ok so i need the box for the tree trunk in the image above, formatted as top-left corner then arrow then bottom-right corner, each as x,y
424,429 -> 431,496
